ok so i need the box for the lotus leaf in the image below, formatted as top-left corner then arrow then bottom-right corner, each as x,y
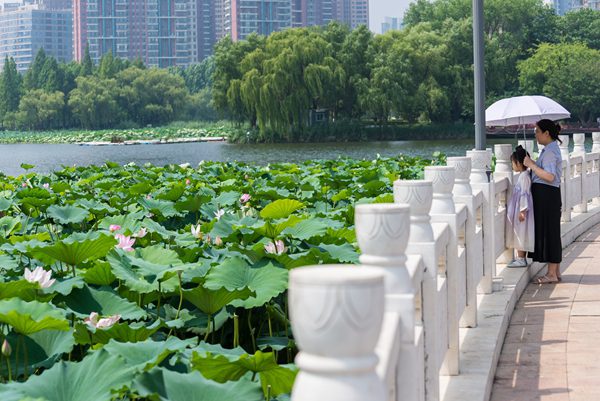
0,349 -> 135,401
0,216 -> 21,238
46,205 -> 89,225
0,197 -> 12,211
81,261 -> 116,285
133,368 -> 263,401
0,298 -> 69,334
42,276 -> 85,296
74,320 -> 162,345
318,242 -> 360,263
103,337 -> 197,370
281,218 -> 329,240
205,258 -> 288,309
29,231 -> 116,266
191,346 -> 297,397
139,197 -> 180,218
0,279 -> 39,301
0,329 -> 75,378
183,284 -> 254,315
56,284 -> 147,320
260,199 -> 305,219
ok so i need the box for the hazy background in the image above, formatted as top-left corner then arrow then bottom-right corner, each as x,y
370,0 -> 414,33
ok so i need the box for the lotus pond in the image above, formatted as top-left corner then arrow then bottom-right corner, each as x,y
0,154 -> 444,401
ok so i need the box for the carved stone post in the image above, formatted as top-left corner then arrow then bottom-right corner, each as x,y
572,133 -> 587,213
559,135 -> 571,222
393,180 -> 438,401
424,166 -> 459,376
466,149 -> 496,294
290,265 -> 386,401
447,156 -> 481,328
494,144 -> 516,264
592,132 -> 600,153
355,203 -> 421,401
518,139 -> 535,155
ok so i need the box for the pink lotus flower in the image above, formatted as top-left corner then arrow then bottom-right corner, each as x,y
84,312 -> 121,330
24,266 -> 56,288
21,182 -> 27,188
134,227 -> 147,238
109,224 -> 121,232
191,225 -> 202,239
185,179 -> 191,185
214,209 -> 225,220
2,339 -> 12,356
265,240 -> 287,255
146,194 -> 152,199
115,234 -> 135,252
240,194 -> 251,204
214,236 -> 223,246
42,183 -> 50,189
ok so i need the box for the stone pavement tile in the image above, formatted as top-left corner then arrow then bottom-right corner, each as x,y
568,391 -> 600,401
570,301 -> 600,316
490,388 -> 570,401
573,286 -> 600,301
504,325 -> 568,344
495,363 -> 566,381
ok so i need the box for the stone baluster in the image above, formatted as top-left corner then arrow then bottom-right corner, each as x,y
447,156 -> 481,328
355,203 -> 421,401
393,180 -> 438,401
573,133 -> 586,155
518,139 -> 535,155
290,265 -> 386,401
593,132 -> 600,205
559,135 -> 571,222
592,132 -> 600,153
466,149 -> 496,294
424,166 -> 459,376
494,144 -> 516,264
572,133 -> 588,213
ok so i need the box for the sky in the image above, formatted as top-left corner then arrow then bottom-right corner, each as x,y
370,0 -> 414,34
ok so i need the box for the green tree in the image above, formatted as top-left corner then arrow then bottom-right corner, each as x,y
559,8 -> 600,50
80,43 -> 94,76
68,75 -> 122,129
23,48 -> 47,90
10,89 -> 64,130
518,43 -> 600,124
0,56 -> 22,124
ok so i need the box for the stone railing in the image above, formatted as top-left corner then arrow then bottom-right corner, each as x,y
289,133 -> 600,401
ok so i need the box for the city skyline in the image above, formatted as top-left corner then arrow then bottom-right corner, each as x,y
369,0 -> 412,33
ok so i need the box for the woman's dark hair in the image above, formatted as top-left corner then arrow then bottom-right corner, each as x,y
536,119 -> 562,144
510,145 -> 530,166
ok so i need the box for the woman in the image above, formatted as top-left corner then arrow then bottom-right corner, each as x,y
523,119 -> 563,284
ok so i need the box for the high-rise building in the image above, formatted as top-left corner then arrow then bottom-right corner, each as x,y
544,0 -> 600,14
570,0 -> 600,10
225,0 -> 292,41
381,16 -> 399,34
0,0 -> 72,72
73,0 -> 199,68
293,0 -> 336,27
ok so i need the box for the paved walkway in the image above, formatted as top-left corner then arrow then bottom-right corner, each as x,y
491,223 -> 600,401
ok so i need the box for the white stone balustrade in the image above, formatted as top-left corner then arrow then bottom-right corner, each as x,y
355,203 -> 424,401
518,139 -> 535,155
560,135 -> 571,222
493,145 -> 515,264
593,132 -> 600,153
289,265 -> 386,401
466,149 -> 496,294
290,140 -> 600,401
572,134 -> 587,213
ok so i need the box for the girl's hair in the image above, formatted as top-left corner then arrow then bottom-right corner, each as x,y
510,145 -> 529,166
536,119 -> 562,144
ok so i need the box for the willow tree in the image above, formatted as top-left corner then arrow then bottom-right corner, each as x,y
236,28 -> 344,140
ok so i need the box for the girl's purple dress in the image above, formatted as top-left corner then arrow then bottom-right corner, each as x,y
507,171 -> 535,252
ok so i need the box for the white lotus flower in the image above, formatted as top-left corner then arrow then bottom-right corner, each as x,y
84,312 -> 121,330
191,224 -> 202,239
265,240 -> 287,255
23,266 -> 55,288
214,209 -> 225,220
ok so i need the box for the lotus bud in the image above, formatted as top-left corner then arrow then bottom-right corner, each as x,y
1,339 -> 11,356
214,236 -> 223,246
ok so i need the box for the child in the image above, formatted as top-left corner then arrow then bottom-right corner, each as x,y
507,145 -> 535,267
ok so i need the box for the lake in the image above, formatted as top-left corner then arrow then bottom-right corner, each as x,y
0,137 -> 592,177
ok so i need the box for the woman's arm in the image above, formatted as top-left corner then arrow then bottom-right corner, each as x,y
523,155 -> 555,183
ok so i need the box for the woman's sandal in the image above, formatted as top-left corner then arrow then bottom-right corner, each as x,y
533,275 -> 559,284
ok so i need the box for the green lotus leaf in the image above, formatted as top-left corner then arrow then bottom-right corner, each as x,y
0,298 -> 69,334
191,346 -> 297,398
129,181 -> 153,195
183,284 -> 254,315
135,244 -> 182,265
98,211 -> 146,232
16,188 -> 56,210
0,216 -> 21,238
133,368 -> 263,401
257,336 -> 292,351
281,218 -> 329,240
0,197 -> 13,211
103,337 -> 197,370
20,163 -> 35,170
318,242 -> 359,263
0,329 -> 75,378
46,205 -> 89,225
0,254 -> 19,272
0,279 -> 39,301
156,183 -> 186,201
9,232 -> 52,244
73,199 -> 117,214
56,284 -> 147,320
73,320 -> 162,345
82,261 -> 116,285
213,191 -> 240,206
0,349 -> 135,401
141,218 -> 179,238
205,258 -> 288,309
260,199 -> 305,220
42,276 -> 85,296
175,194 -> 205,212
139,197 -> 180,218
29,231 -> 117,266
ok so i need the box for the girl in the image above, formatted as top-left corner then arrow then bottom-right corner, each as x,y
507,145 -> 535,267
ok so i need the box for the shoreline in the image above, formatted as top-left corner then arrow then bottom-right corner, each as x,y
76,136 -> 227,146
